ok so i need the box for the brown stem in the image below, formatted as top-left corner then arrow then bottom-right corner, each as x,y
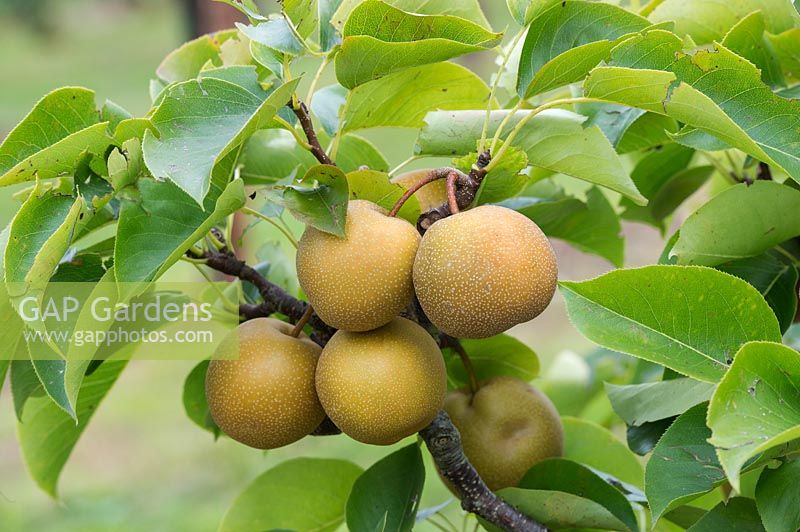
290,304 -> 315,337
388,168 -> 461,217
417,151 -> 491,233
421,411 -> 548,532
441,335 -> 478,395
289,101 -> 334,166
446,171 -> 460,215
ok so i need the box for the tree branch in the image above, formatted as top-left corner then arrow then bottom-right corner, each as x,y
420,411 -> 548,532
289,101 -> 334,166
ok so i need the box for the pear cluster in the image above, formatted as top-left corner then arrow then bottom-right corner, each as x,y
206,195 -> 560,483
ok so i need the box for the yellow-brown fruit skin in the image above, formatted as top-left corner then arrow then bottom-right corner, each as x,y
445,377 -> 564,491
413,205 -> 557,339
391,170 -> 447,212
205,318 -> 325,450
315,317 -> 447,445
296,200 -> 420,332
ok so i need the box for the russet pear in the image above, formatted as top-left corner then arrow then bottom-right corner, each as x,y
413,205 -> 557,338
296,200 -> 420,332
445,376 -> 564,491
205,318 -> 325,449
315,317 -> 446,445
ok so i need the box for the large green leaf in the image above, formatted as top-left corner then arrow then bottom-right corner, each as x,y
708,341 -> 800,491
156,31 -> 231,83
0,87 -> 110,186
494,488 -> 630,531
560,265 -> 781,383
517,1 -> 649,97
331,0 -> 490,30
346,169 -> 419,222
606,378 -> 716,426
237,18 -> 305,56
506,0 -> 559,25
645,403 -> 725,522
517,459 -> 638,532
442,334 -> 540,389
454,144 -> 528,205
319,0 -> 343,51
335,0 -> 501,88
502,186 -> 624,267
562,416 -> 644,488
335,135 -> 389,173
584,31 -> 800,184
686,498 -> 766,532
718,251 -> 799,333
240,129 -> 318,184
10,357 -> 42,420
767,28 -> 800,79
114,174 -> 245,284
672,182 -> 800,266
722,11 -> 785,87
220,458 -> 363,532
5,188 -> 87,293
183,360 -> 219,436
143,75 -> 299,204
755,461 -> 800,532
342,62 -> 491,131
346,444 -> 425,532
648,0 -> 800,44
17,360 -> 126,497
278,164 -> 349,237
416,110 -> 645,205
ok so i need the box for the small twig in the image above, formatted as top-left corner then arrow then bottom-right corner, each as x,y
289,101 -> 334,165
420,412 -> 547,532
290,304 -> 315,337
446,171 -> 460,215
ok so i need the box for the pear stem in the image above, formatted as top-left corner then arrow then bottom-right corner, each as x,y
388,168 -> 461,217
446,171 -> 460,215
290,304 -> 315,338
444,336 -> 479,395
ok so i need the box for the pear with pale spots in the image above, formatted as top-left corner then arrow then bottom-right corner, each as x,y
413,205 -> 557,339
315,317 -> 447,445
445,376 -> 564,491
205,318 -> 325,449
296,200 -> 420,332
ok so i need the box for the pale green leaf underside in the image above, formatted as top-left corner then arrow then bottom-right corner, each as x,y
708,341 -> 800,492
606,378 -> 716,426
560,265 -> 781,383
331,0 -> 490,31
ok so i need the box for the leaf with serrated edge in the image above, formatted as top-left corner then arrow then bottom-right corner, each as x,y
560,265 -> 781,383
708,341 -> 800,492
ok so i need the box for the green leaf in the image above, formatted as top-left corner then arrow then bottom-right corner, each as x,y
279,164 -> 349,236
708,341 -> 800,491
506,0 -> 559,25
336,134 -> 389,173
453,145 -> 527,205
331,0 -> 490,31
284,0 -> 318,38
143,76 -> 300,204
576,102 -> 646,149
156,32 -> 230,83
17,360 -> 126,497
672,182 -> 800,266
0,87 -> 111,186
686,498 -> 766,532
220,458 -> 363,532
494,488 -> 630,531
517,1 -> 649,97
342,62 -> 491,131
560,265 -> 781,383
346,444 -> 425,532
237,18 -> 305,56
320,0 -> 344,50
240,129 -> 318,184
10,357 -> 42,420
0,358 -> 8,397
722,11 -> 785,87
562,416 -> 644,488
443,334 -> 539,389
755,461 -> 800,532
183,360 -> 219,436
416,110 -> 645,205
767,28 -> 800,79
645,403 -> 725,522
648,0 -> 800,44
606,378 -> 716,426
718,251 -> 799,333
335,0 -> 501,88
585,31 -> 800,185
114,174 -> 245,284
5,188 -> 87,293
616,112 -> 680,154
627,417 -> 674,456
517,459 -> 638,532
311,84 -> 348,136
346,169 -> 420,222
503,186 -> 624,267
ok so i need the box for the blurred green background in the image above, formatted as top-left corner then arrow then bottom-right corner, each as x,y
0,1 -> 668,530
